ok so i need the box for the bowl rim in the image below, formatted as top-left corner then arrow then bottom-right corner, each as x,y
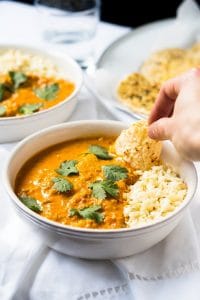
0,44 -> 83,123
3,120 -> 198,235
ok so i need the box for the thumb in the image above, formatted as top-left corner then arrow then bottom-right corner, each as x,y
148,118 -> 173,140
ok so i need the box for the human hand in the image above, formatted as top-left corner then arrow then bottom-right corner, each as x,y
148,68 -> 200,160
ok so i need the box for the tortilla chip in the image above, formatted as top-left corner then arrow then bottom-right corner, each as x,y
115,120 -> 162,171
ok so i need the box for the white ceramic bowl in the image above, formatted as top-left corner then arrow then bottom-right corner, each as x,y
0,45 -> 83,143
3,120 -> 197,259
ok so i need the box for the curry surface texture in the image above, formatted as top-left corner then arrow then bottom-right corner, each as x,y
15,137 -> 137,229
0,74 -> 75,117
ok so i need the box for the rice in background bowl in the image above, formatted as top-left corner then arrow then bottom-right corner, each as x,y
0,49 -> 62,78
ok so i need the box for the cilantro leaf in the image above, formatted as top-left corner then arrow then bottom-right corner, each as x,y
88,145 -> 113,160
0,83 -> 5,101
101,180 -> 119,198
89,180 -> 119,200
69,205 -> 104,223
9,71 -> 27,90
55,160 -> 79,176
19,195 -> 42,213
89,181 -> 106,200
19,103 -> 43,115
34,83 -> 59,101
69,208 -> 79,217
0,105 -> 6,117
52,177 -> 73,193
102,165 -> 128,181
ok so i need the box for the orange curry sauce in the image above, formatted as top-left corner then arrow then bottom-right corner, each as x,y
0,74 -> 75,117
15,137 -> 137,229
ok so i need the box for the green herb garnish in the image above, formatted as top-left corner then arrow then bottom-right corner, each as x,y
69,205 -> 104,223
0,105 -> 6,117
34,83 -> 59,101
102,165 -> 128,181
0,83 -> 5,101
19,195 -> 42,213
88,145 -> 113,160
89,181 -> 106,200
9,71 -> 27,90
19,103 -> 43,115
89,180 -> 119,200
52,177 -> 73,193
55,160 -> 79,176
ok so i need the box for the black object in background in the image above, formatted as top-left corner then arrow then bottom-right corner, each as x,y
101,0 -> 183,27
12,0 -> 200,27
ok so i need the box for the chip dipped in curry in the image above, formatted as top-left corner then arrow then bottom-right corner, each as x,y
15,121 -> 187,230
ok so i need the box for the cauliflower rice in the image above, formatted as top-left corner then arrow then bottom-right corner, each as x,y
0,49 -> 62,78
124,165 -> 187,228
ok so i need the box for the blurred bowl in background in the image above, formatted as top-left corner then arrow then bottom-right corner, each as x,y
0,44 -> 83,143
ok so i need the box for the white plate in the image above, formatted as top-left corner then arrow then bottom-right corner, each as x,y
85,19 -> 175,122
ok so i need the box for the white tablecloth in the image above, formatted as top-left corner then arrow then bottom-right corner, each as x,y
1,2 -> 200,300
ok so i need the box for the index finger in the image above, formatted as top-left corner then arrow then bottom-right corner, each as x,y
148,68 -> 200,125
148,76 -> 181,125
